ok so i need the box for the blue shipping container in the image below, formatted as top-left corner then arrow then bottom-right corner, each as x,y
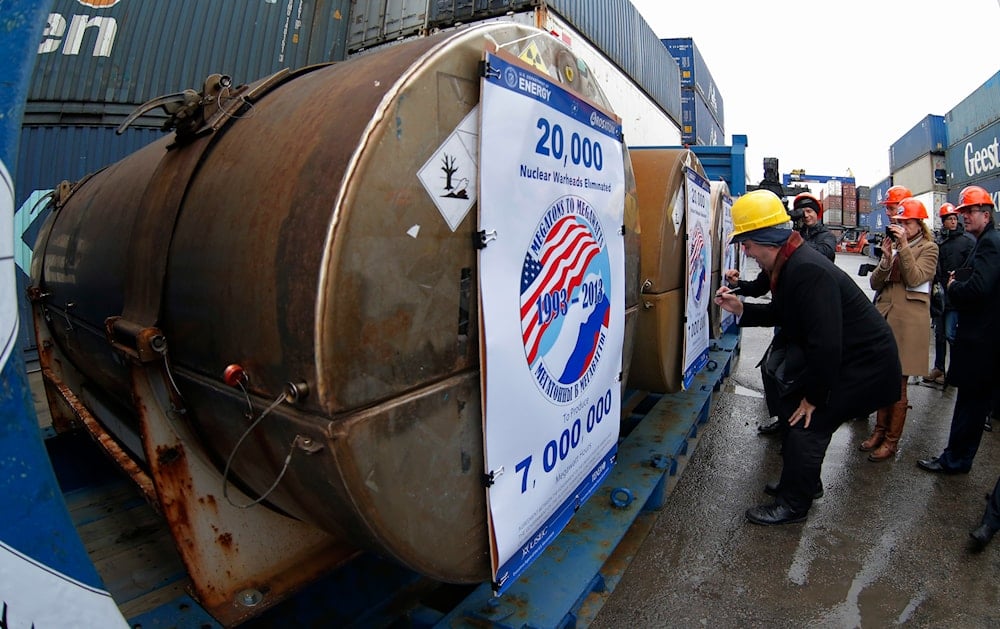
428,0 -> 523,23
661,37 -> 724,129
14,124 -> 166,356
428,0 -> 476,23
690,134 -> 748,195
867,176 -> 893,234
680,88 -> 723,146
889,114 -> 946,172
33,0 -> 352,106
946,172 -> 1000,208
946,116 -> 1000,188
945,70 -> 1000,147
889,114 -> 948,172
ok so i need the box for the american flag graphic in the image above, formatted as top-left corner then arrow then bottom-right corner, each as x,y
690,225 -> 707,302
520,215 -> 601,365
689,226 -> 705,263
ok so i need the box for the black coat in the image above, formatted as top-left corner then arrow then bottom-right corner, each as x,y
740,243 -> 901,430
936,225 -> 975,310
799,223 -> 837,262
946,221 -> 1000,387
734,231 -> 837,298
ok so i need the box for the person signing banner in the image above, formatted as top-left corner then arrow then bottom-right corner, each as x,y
714,190 -> 901,526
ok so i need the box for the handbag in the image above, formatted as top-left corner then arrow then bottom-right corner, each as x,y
760,336 -> 808,397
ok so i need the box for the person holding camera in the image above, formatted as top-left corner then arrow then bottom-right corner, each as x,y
861,197 -> 938,461
924,202 -> 975,385
790,193 -> 836,262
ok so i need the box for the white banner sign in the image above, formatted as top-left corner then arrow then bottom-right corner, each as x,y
1,161 -> 17,371
478,50 -> 625,594
720,193 -> 736,334
0,541 -> 128,628
682,168 -> 711,388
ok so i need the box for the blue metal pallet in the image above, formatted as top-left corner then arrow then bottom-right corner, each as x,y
435,329 -> 740,628
27,330 -> 740,629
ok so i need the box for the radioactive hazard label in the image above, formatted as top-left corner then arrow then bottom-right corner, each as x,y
518,42 -> 549,75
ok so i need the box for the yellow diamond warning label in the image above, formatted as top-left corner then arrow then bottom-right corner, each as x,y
518,42 -> 549,76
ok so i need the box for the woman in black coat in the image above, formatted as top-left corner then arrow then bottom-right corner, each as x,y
716,190 -> 902,525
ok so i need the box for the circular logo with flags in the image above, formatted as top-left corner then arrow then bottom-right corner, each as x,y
520,195 -> 611,405
689,223 -> 708,305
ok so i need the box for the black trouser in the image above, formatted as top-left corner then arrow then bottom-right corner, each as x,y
940,385 -> 992,472
982,475 -> 1000,530
932,313 -> 947,372
777,425 -> 834,513
760,361 -> 781,421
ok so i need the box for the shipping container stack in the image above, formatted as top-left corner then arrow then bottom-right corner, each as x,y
661,38 -> 725,146
944,70 -> 1000,210
15,0 -> 355,356
857,185 -> 872,215
15,0 -> 687,358
864,177 -> 893,233
888,114 -> 948,230
368,0 -> 687,136
820,180 -> 844,227
842,182 -> 858,228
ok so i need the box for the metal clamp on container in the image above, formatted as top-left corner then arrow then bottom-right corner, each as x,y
104,316 -> 167,363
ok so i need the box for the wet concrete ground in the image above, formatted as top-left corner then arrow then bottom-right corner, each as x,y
592,253 -> 1000,628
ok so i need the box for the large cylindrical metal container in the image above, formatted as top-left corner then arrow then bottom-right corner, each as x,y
627,147 -> 705,393
32,23 -> 639,583
708,179 -> 731,339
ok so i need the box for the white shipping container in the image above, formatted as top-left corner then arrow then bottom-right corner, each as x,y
910,190 -> 947,231
826,180 -> 842,196
510,11 -> 682,146
891,153 -> 947,196
349,7 -> 683,147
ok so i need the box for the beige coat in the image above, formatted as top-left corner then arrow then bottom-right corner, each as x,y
870,236 -> 939,375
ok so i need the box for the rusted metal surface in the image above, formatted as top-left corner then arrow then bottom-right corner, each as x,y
627,148 -> 709,394
30,22 -> 641,595
39,364 -> 159,509
133,364 -> 356,627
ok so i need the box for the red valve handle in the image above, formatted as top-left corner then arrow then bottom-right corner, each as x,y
223,364 -> 246,387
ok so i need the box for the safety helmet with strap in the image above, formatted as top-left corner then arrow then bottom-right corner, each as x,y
880,185 -> 912,206
891,197 -> 928,221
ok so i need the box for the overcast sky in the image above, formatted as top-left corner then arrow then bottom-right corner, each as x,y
630,0 -> 1000,189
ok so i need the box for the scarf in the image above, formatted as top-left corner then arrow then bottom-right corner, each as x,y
769,230 -> 804,293
888,234 -> 923,282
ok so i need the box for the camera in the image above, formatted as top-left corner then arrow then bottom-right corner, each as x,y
884,225 -> 896,242
788,206 -> 805,221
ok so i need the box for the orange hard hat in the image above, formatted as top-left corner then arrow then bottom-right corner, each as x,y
891,197 -> 928,221
880,185 -> 912,206
955,185 -> 995,212
939,203 -> 958,218
792,193 -> 824,219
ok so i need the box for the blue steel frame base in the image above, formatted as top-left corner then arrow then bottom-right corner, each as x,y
436,329 -> 740,628
49,328 -> 739,628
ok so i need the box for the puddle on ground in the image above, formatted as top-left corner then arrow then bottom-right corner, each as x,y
730,383 -> 763,399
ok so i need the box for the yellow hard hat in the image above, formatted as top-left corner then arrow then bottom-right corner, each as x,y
730,190 -> 791,242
